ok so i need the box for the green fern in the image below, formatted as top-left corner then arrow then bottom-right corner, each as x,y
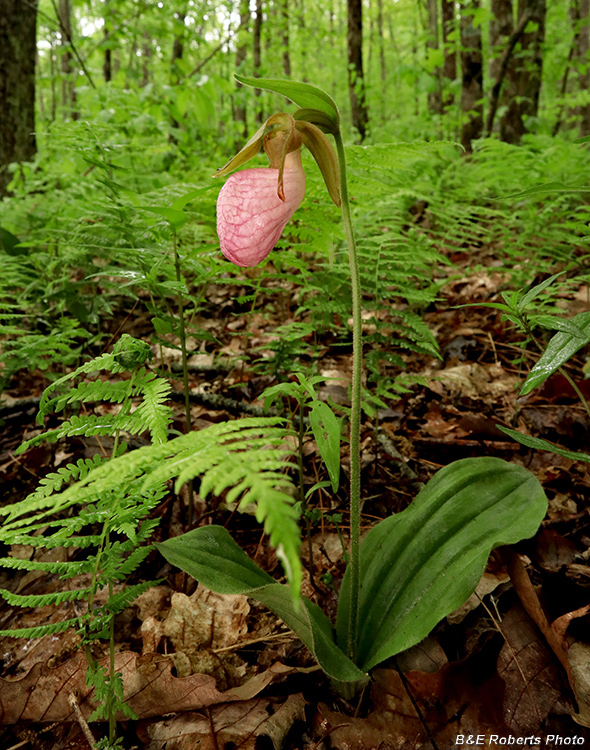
10,418 -> 301,592
105,580 -> 162,614
0,617 -> 85,639
0,557 -> 96,576
1,454 -> 110,518
0,587 -> 92,607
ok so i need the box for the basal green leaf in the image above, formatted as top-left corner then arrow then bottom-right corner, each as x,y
234,75 -> 340,128
156,525 -> 365,683
521,310 -> 590,395
497,426 -> 590,463
309,401 -> 341,492
336,457 -> 547,672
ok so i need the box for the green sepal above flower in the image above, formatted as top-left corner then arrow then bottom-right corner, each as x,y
295,120 -> 341,207
213,109 -> 341,208
234,74 -> 340,130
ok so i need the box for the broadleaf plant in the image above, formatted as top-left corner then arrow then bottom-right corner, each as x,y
156,78 -> 549,687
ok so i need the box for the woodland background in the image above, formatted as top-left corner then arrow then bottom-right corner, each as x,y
1,0 -> 590,748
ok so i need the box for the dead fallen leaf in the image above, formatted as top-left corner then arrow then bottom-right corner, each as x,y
422,362 -> 518,402
504,551 -> 573,689
139,584 -> 250,685
535,529 -> 578,572
314,658 -> 506,749
569,643 -> 590,728
394,637 -> 448,674
0,651 -> 310,723
143,694 -> 305,750
447,566 -> 510,625
497,607 -> 571,733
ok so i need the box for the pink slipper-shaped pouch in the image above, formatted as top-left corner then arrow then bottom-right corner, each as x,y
217,155 -> 306,268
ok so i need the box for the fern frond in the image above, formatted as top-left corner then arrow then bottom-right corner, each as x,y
38,351 -> 124,421
17,414 -> 127,452
0,617 -> 85,639
0,587 -> 91,607
105,579 -> 162,614
47,378 -> 132,414
0,557 -> 95,576
1,454 -> 108,513
6,531 -> 104,550
103,546 -> 152,580
15,418 -> 302,588
129,370 -> 172,444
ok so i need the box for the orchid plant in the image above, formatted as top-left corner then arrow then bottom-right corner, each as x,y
156,78 -> 548,687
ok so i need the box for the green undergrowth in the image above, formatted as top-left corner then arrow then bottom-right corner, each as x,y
1,119 -> 589,392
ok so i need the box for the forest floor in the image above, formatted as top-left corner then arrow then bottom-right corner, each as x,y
1,236 -> 590,750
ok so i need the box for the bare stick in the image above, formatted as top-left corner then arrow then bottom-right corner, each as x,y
69,692 -> 97,750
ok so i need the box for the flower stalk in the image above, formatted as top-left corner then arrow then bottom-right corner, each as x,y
334,130 -> 362,663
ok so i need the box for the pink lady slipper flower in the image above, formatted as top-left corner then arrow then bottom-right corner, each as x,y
214,112 -> 341,267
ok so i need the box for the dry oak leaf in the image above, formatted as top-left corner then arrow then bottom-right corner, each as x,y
497,606 -> 571,734
0,651 -> 309,724
569,643 -> 590,728
314,659 -> 506,749
143,693 -> 306,750
422,362 -> 518,403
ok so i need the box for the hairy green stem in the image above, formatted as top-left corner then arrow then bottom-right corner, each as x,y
335,130 -> 362,663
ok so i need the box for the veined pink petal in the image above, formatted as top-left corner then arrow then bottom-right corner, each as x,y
216,160 -> 306,268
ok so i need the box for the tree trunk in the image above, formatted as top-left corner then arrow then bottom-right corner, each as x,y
347,0 -> 369,140
500,0 -> 545,142
490,0 -> 513,82
515,0 -> 545,120
58,0 -> 78,118
426,0 -> 443,114
141,31 -> 152,87
572,0 -> 590,136
253,0 -> 263,123
171,7 -> 186,83
234,0 -> 250,142
441,0 -> 456,109
281,0 -> 291,77
103,0 -> 112,82
486,7 -> 532,136
169,7 -> 186,144
50,35 -> 57,122
377,0 -> 386,93
460,0 -> 483,152
0,0 -> 37,197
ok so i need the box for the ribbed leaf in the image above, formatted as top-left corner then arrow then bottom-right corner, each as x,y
336,457 -> 547,672
156,525 -> 365,683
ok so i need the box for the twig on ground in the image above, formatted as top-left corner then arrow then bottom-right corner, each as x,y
69,692 -> 97,750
